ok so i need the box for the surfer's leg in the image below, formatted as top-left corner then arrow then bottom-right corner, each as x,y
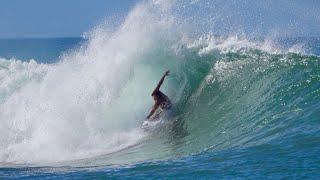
149,112 -> 161,121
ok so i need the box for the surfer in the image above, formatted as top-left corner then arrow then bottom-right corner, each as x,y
146,70 -> 172,121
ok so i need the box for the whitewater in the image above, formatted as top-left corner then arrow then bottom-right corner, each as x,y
0,0 -> 319,178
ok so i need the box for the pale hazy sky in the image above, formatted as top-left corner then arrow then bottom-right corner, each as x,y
0,0 -> 139,38
0,0 -> 319,38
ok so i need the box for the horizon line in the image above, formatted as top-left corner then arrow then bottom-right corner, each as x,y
0,36 -> 319,40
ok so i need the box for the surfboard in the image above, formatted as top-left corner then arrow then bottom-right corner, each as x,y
141,120 -> 160,130
141,108 -> 165,130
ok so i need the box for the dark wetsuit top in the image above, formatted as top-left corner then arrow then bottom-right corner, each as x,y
156,91 -> 172,110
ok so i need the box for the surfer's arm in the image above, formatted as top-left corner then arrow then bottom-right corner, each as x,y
153,70 -> 170,93
147,102 -> 160,119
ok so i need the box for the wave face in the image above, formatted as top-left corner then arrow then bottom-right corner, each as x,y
0,1 -> 319,177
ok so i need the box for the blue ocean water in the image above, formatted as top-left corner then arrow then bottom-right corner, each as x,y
1,38 -> 319,179
0,1 -> 320,179
0,38 -> 84,63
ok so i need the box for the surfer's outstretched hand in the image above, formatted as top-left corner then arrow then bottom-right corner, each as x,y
164,70 -> 170,76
